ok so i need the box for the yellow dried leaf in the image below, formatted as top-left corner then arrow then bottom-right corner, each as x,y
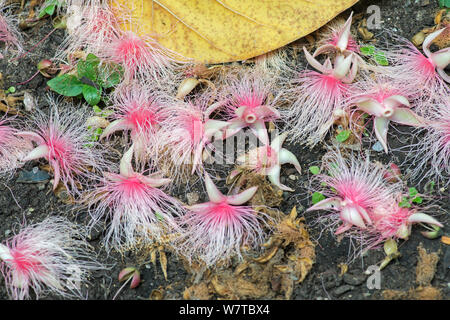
115,0 -> 359,63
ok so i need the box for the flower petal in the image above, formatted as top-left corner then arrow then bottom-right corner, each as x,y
374,117 -> 390,153
390,108 -> 423,127
226,186 -> 258,205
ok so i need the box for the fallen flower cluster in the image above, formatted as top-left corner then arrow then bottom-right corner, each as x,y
0,2 -> 447,300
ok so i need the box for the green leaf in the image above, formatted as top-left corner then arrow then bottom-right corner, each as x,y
82,85 -> 101,106
77,54 -> 100,82
360,45 -> 375,56
312,192 -> 326,205
309,166 -> 320,175
47,74 -> 84,97
408,187 -> 418,197
336,130 -> 351,143
374,51 -> 389,66
399,197 -> 411,208
412,196 -> 423,204
439,0 -> 450,8
99,64 -> 124,88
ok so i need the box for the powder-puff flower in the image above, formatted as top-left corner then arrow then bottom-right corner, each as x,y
16,100 -> 111,196
407,101 -> 450,188
100,83 -> 170,164
59,3 -> 119,60
236,132 -> 301,191
0,117 -> 33,177
286,49 -> 358,146
154,95 -> 229,183
178,173 -> 267,266
99,29 -> 178,83
388,28 -> 450,98
219,71 -> 280,145
0,216 -> 103,300
314,12 -> 359,57
0,0 -> 22,58
371,198 -> 443,241
84,145 -> 185,250
348,76 -> 425,153
307,150 -> 403,235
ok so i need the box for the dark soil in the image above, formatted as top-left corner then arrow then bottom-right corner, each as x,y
0,0 -> 448,300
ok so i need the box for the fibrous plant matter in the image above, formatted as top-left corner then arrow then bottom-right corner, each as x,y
100,82 -> 171,164
16,99 -> 112,197
61,3 -> 119,59
307,150 -> 443,258
0,216 -> 103,300
83,145 -> 186,251
388,28 -> 450,99
236,132 -> 301,192
218,70 -> 281,145
154,93 -> 229,184
348,75 -> 425,153
314,12 -> 359,58
286,48 -> 358,147
307,149 -> 403,235
0,0 -> 22,58
178,173 -> 269,267
407,100 -> 450,187
0,117 -> 33,177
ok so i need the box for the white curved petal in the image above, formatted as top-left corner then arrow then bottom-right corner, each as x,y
306,197 -> 341,212
383,95 -> 410,109
226,186 -> 258,205
120,145 -> 134,177
341,206 -> 366,229
204,173 -> 225,203
22,144 -> 49,161
408,213 -> 443,227
279,149 -> 301,174
374,117 -> 390,153
423,28 -> 446,58
303,47 -> 327,73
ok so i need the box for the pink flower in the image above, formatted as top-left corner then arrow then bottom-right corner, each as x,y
349,76 -> 425,153
237,132 -> 301,191
388,28 -> 450,96
17,101 -> 111,196
100,83 -> 169,163
407,101 -> 450,188
0,0 -> 22,58
307,150 -> 403,235
100,30 -> 177,82
155,95 -> 229,182
60,4 -> 118,59
372,199 -> 443,240
0,117 -> 33,177
84,145 -> 185,250
178,173 -> 267,266
314,12 -> 359,57
0,217 -> 103,300
286,49 -> 358,146
220,72 -> 280,145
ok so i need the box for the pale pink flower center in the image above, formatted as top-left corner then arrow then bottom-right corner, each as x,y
9,249 -> 42,274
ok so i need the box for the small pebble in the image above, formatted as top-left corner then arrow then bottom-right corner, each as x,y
333,285 -> 354,296
343,273 -> 366,286
372,141 -> 384,152
288,175 -> 297,181
186,192 -> 199,205
4,230 -> 11,237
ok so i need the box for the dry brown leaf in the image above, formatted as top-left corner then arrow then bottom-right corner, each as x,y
115,0 -> 358,63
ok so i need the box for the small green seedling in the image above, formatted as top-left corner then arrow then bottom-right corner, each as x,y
312,192 -> 326,205
398,187 -> 423,208
360,45 -> 389,66
309,166 -> 320,175
336,130 -> 351,143
439,0 -> 450,8
47,53 -> 123,106
38,0 -> 63,19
